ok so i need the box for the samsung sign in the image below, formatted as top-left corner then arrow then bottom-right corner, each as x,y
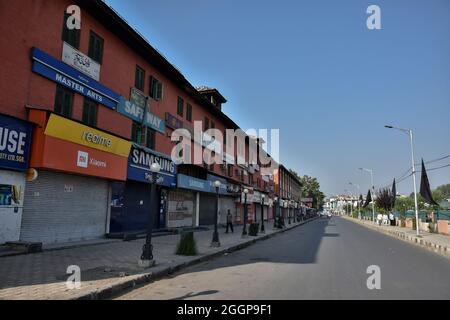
128,144 -> 176,187
31,47 -> 120,109
0,114 -> 32,171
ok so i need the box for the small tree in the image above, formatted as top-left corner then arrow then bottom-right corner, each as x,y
375,188 -> 394,212
176,231 -> 198,256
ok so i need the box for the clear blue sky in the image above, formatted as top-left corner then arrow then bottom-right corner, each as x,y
105,0 -> 450,196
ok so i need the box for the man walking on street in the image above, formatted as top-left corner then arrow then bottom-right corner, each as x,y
225,209 -> 234,233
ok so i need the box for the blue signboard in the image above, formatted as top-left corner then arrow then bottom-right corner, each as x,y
31,47 -> 120,109
0,114 -> 32,171
178,174 -> 229,195
117,97 -> 165,134
128,144 -> 176,187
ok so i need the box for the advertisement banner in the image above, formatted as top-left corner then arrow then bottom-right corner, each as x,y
44,114 -> 131,157
0,114 -> 32,171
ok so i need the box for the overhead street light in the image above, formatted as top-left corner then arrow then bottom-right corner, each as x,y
385,125 -> 420,236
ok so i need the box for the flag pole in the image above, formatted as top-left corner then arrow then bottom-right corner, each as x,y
409,129 -> 420,236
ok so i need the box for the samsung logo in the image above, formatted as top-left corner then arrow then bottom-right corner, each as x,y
132,148 -> 175,174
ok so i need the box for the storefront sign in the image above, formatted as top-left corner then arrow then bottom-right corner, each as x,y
31,47 -> 120,109
117,97 -> 165,134
165,112 -> 184,130
127,144 -> 176,187
206,174 -> 229,194
130,87 -> 148,109
62,42 -> 100,81
38,136 -> 128,180
177,174 -> 229,195
44,114 -> 131,157
0,114 -> 32,171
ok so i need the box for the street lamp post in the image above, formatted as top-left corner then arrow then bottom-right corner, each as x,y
211,180 -> 221,247
139,162 -> 161,268
242,188 -> 249,237
359,167 -> 375,224
288,200 -> 292,224
385,125 -> 420,236
349,182 -> 360,219
273,196 -> 278,228
260,194 -> 265,233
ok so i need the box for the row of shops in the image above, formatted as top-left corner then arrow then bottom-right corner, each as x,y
0,109 -> 309,245
0,109 -> 282,244
0,45 -> 307,245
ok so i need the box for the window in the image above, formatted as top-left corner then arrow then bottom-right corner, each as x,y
186,103 -> 192,122
62,11 -> 80,48
228,164 -> 233,177
131,121 -> 142,144
54,85 -> 73,117
204,117 -> 209,130
88,31 -> 104,64
177,97 -> 184,117
211,121 -> 215,129
149,76 -> 163,100
82,98 -> 98,126
146,128 -> 156,150
135,66 -> 145,91
132,122 -> 155,149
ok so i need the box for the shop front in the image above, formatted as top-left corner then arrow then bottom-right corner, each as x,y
22,111 -> 130,244
110,144 -> 176,233
176,173 -> 232,227
0,114 -> 33,244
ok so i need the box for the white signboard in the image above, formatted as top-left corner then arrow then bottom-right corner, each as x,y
62,42 -> 101,81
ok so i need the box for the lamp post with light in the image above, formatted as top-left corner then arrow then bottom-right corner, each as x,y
260,194 -> 265,233
211,180 -> 221,247
242,188 -> 249,237
359,167 -> 375,224
139,162 -> 161,267
384,125 -> 420,236
273,196 -> 278,228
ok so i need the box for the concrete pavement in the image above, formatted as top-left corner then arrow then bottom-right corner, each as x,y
116,216 -> 450,300
0,218 -> 310,300
342,216 -> 450,259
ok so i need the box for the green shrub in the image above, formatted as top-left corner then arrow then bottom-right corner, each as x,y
248,223 -> 259,236
175,231 -> 198,256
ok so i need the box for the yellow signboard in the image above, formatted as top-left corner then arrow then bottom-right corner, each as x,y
44,114 -> 131,157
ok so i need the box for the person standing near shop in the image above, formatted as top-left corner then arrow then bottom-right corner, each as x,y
225,209 -> 234,233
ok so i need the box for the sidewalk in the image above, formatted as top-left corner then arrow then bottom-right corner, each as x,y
342,216 -> 450,259
0,218 -> 314,300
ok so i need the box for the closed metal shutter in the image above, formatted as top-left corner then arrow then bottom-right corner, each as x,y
167,189 -> 195,228
218,196 -> 236,224
199,193 -> 216,226
21,170 -> 108,244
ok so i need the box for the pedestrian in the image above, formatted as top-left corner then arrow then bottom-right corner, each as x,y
225,209 -> 234,233
377,213 -> 382,226
389,212 -> 395,226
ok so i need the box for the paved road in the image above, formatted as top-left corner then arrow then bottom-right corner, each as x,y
116,216 -> 450,300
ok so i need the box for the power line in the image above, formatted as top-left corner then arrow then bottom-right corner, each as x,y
415,154 -> 450,166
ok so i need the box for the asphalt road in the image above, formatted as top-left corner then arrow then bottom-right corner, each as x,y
116,216 -> 450,300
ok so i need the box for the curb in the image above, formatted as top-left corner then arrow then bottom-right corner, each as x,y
71,217 -> 319,300
342,216 -> 450,259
